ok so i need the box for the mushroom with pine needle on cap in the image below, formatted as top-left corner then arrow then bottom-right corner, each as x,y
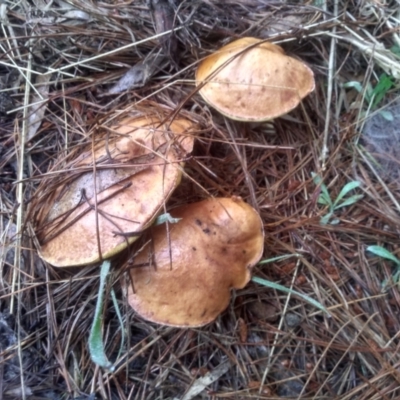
125,197 -> 264,327
32,112 -> 196,267
195,37 -> 315,122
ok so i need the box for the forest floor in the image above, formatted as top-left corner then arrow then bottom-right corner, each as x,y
1,1 -> 400,399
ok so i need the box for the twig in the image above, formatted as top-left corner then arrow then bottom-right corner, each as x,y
321,1 -> 338,170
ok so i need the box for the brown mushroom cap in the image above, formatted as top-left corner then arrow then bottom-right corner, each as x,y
33,114 -> 196,267
126,197 -> 264,327
195,37 -> 315,121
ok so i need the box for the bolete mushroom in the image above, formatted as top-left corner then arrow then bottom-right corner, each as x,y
32,113 -> 196,267
196,37 -> 315,121
126,197 -> 264,327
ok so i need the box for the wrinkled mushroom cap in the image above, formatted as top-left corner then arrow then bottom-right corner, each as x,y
126,197 -> 264,327
33,114 -> 196,267
196,37 -> 315,121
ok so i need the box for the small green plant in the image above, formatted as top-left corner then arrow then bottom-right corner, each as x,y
343,73 -> 395,120
312,173 -> 363,225
89,213 -> 181,370
367,245 -> 400,290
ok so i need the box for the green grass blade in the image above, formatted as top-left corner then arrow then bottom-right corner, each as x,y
367,245 -> 400,266
251,276 -> 329,314
89,260 -> 115,371
258,254 -> 300,265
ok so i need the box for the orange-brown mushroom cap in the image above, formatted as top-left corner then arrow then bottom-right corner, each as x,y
33,114 -> 196,267
196,37 -> 315,121
126,197 -> 264,327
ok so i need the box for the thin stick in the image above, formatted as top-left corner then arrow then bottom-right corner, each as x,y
321,0 -> 338,170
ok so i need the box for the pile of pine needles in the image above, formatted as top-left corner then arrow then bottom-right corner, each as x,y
1,0 -> 400,399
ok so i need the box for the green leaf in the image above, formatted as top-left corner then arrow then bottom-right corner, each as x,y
311,173 -> 332,207
376,74 -> 393,92
392,269 -> 400,283
334,194 -> 364,210
311,172 -> 321,183
379,110 -> 394,121
320,211 -> 333,225
317,196 -> 331,206
333,181 -> 361,206
251,276 -> 329,314
154,213 -> 182,225
365,82 -> 374,102
89,260 -> 115,372
371,74 -> 394,108
367,245 -> 400,266
319,187 -> 331,206
390,45 -> 400,56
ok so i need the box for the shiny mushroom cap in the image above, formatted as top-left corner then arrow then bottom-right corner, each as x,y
126,197 -> 264,327
196,37 -> 315,122
33,113 -> 196,267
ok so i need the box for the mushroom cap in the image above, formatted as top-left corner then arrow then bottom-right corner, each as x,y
33,114 -> 196,267
126,197 -> 264,327
195,37 -> 315,121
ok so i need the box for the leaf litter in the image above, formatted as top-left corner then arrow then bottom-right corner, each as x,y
1,1 -> 400,399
